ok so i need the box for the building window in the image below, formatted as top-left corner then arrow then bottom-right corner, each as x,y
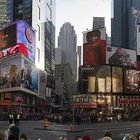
37,6 -> 40,20
37,48 -> 40,63
37,24 -> 40,41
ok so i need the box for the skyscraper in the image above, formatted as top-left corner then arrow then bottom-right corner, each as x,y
58,22 -> 77,81
111,0 -> 140,50
0,0 -> 8,27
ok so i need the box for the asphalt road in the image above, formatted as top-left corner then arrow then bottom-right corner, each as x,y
0,121 -> 140,140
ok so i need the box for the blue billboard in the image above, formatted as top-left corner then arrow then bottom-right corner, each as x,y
21,57 -> 38,92
17,20 -> 36,62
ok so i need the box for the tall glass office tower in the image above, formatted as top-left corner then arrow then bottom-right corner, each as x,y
111,0 -> 140,50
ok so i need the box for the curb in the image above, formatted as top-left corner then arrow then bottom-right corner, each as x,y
34,127 -> 84,133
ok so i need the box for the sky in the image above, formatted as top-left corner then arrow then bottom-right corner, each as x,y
56,0 -> 111,47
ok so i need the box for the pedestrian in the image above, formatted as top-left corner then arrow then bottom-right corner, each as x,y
0,130 -> 5,140
8,113 -> 14,125
8,124 -> 20,140
101,131 -> 112,140
82,135 -> 91,140
19,133 -> 28,140
74,136 -> 83,140
15,113 -> 21,127
56,136 -> 68,140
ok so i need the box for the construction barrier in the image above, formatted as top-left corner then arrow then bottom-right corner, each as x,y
69,124 -> 75,132
44,118 -> 48,129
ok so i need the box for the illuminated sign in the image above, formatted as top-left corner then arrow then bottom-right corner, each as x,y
0,43 -> 28,59
25,28 -> 33,43
73,94 -> 97,108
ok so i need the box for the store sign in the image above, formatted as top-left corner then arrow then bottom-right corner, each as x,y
119,98 -> 140,104
73,94 -> 96,108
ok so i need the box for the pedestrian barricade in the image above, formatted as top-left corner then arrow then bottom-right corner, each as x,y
44,118 -> 48,129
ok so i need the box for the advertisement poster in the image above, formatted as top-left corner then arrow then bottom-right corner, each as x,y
125,69 -> 140,93
83,29 -> 106,66
17,20 -> 36,62
112,67 -> 123,93
0,57 -> 21,89
21,58 -> 38,92
107,47 -> 136,68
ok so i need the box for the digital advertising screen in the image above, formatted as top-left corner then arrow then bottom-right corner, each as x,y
0,57 -> 21,89
97,65 -> 111,93
21,58 -> 38,92
83,28 -> 106,66
80,66 -> 111,94
17,20 -> 36,62
107,47 -> 136,68
112,67 -> 123,93
125,69 -> 140,93
0,23 -> 17,51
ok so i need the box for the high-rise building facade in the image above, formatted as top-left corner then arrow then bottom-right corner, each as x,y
3,0 -> 55,75
111,0 -> 140,50
93,17 -> 105,29
58,22 -> 77,81
0,0 -> 55,112
0,0 -> 8,27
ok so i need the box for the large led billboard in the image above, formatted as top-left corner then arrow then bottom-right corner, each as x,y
0,56 -> 21,89
125,69 -> 140,93
107,47 -> 136,68
112,67 -> 123,93
21,58 -> 38,92
83,28 -> 106,66
17,20 -> 36,62
79,65 -> 111,94
0,20 -> 36,62
0,23 -> 17,51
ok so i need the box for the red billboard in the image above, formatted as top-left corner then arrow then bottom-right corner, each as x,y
83,29 -> 106,66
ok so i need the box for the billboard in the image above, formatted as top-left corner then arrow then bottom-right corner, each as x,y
0,23 -> 17,51
0,56 -> 21,89
83,29 -> 106,66
0,20 -> 36,62
107,47 -> 136,68
21,58 -> 38,92
17,20 -> 36,62
125,69 -> 140,93
39,70 -> 46,99
79,66 -> 111,94
112,67 -> 123,93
